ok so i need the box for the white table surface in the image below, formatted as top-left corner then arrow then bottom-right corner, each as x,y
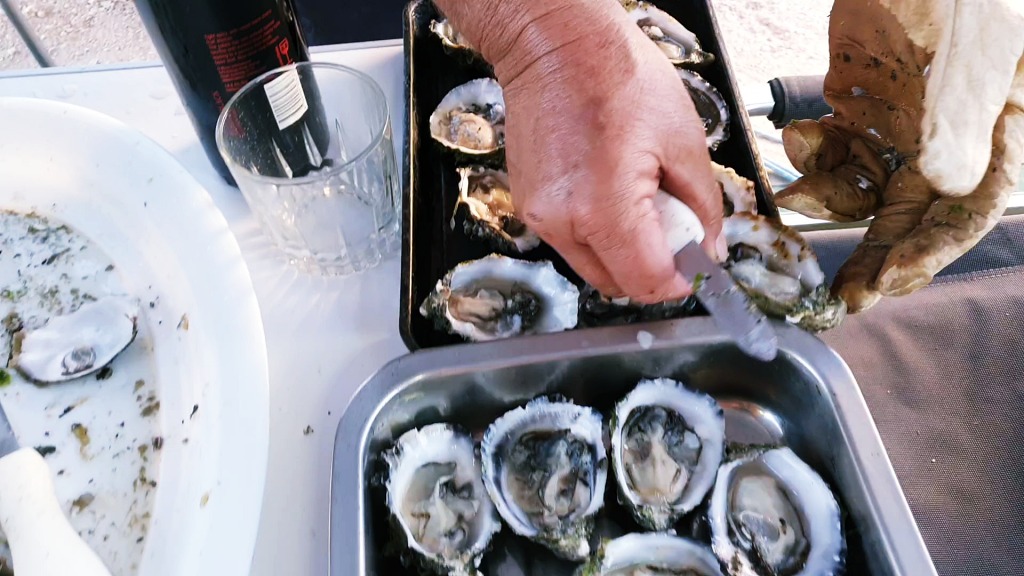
0,40 -> 411,576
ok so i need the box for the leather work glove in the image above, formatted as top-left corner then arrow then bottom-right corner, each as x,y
774,0 -> 1024,313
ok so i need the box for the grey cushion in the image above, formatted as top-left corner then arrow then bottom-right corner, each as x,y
806,216 -> 1024,576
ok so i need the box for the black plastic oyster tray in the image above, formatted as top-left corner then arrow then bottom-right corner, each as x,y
399,0 -> 777,351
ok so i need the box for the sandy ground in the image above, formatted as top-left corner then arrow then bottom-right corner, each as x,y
1,0 -> 832,83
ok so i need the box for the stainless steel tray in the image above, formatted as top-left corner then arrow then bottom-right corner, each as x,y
330,318 -> 938,575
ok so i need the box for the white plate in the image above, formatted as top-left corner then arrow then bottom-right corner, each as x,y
0,97 -> 269,576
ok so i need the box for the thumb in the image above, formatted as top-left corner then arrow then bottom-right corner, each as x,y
660,148 -> 722,261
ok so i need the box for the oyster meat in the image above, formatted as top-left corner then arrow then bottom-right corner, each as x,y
678,69 -> 730,151
610,378 -> 725,531
453,165 -> 541,253
9,295 -> 139,384
481,396 -> 608,561
723,213 -> 846,331
384,423 -> 502,576
430,78 -> 505,155
576,533 -> 725,576
708,446 -> 845,576
620,0 -> 714,67
420,255 -> 579,341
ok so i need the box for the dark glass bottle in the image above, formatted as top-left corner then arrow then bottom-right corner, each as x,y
134,0 -> 327,185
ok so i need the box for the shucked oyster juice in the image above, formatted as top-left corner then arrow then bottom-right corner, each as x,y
216,62 -> 400,276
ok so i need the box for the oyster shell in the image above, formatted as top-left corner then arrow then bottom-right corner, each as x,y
384,423 -> 502,576
714,162 -> 758,216
708,446 -> 845,576
9,295 -> 139,384
678,69 -> 730,150
453,165 -> 541,254
430,18 -> 472,52
481,396 -> 608,561
419,255 -> 579,341
621,0 -> 715,67
576,533 -> 726,576
577,285 -> 698,328
430,78 -> 505,156
723,213 -> 846,331
610,378 -> 725,531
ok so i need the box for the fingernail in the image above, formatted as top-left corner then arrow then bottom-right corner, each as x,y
716,231 -> 729,262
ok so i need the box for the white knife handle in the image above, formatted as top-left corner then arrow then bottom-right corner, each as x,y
654,190 -> 705,254
0,447 -> 112,576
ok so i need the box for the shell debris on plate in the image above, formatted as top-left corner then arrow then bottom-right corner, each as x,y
0,209 -> 160,574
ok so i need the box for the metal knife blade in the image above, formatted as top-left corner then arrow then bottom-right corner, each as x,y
0,399 -> 20,459
675,242 -> 779,361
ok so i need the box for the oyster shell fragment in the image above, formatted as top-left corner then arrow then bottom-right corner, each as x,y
678,69 -> 730,150
723,213 -> 846,331
9,295 -> 139,384
481,396 -> 608,561
714,162 -> 758,216
454,165 -> 541,253
620,0 -> 715,68
430,78 -> 505,156
610,378 -> 725,531
420,255 -> 579,341
576,533 -> 725,576
384,423 -> 502,576
708,446 -> 845,576
430,18 -> 472,52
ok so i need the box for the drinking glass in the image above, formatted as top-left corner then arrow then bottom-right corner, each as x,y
215,62 -> 400,276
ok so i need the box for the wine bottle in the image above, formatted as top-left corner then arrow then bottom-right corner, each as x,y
134,0 -> 329,185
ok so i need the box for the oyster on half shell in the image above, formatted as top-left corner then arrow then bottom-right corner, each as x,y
620,0 -> 715,68
420,255 -> 579,341
678,69 -> 730,151
384,423 -> 502,575
481,396 -> 608,561
723,213 -> 846,331
9,295 -> 139,384
453,165 -> 541,254
708,446 -> 845,576
430,78 -> 505,156
610,378 -> 725,531
576,533 -> 726,576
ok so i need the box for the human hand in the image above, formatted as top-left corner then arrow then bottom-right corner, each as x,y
774,0 -> 1024,313
449,0 -> 723,304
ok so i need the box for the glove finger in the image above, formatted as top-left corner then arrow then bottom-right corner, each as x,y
775,136 -> 891,221
830,166 -> 939,312
782,120 -> 851,174
877,105 -> 1024,295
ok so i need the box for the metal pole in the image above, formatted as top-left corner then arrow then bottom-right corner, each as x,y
0,0 -> 54,67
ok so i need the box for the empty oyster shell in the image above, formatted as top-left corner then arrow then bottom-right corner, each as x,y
723,213 -> 846,331
610,378 -> 725,531
621,0 -> 715,67
481,396 -> 608,561
576,533 -> 725,576
708,446 -> 845,576
384,423 -> 502,576
9,296 -> 139,384
453,165 -> 541,253
430,78 -> 505,156
678,69 -> 730,150
420,255 -> 579,342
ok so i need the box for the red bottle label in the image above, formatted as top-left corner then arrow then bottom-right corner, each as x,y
203,9 -> 299,111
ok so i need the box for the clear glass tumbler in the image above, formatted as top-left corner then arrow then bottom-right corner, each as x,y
215,62 -> 400,276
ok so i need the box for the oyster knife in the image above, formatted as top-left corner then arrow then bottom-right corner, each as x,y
0,399 -> 113,576
655,189 -> 778,362
675,242 -> 779,362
